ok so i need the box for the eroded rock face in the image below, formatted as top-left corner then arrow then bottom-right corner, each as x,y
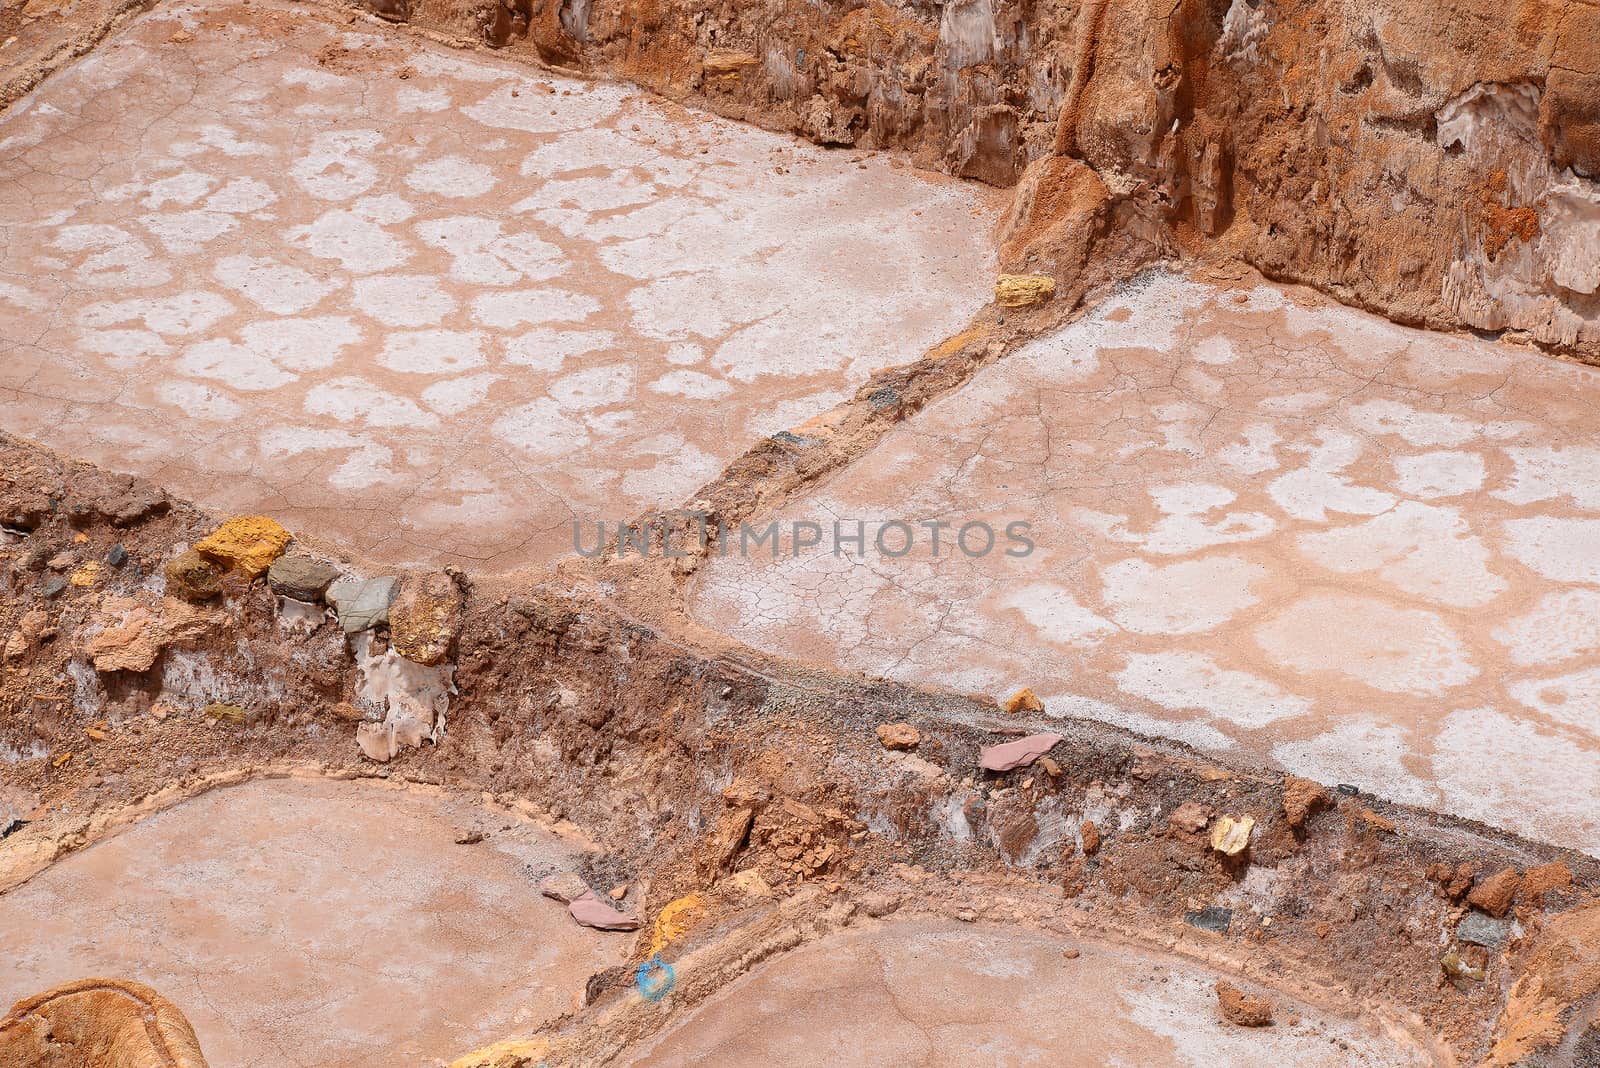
391,0 -> 1600,360
0,978 -> 210,1068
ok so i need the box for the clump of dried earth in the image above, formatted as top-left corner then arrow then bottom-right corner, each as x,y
2,1 -> 1600,1067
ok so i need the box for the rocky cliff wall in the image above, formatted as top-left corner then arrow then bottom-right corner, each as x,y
357,0 -> 1600,359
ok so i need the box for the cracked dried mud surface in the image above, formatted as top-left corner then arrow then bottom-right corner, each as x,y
694,274 -> 1600,855
0,777 -> 621,1067
0,0 -> 996,570
624,921 -> 1428,1067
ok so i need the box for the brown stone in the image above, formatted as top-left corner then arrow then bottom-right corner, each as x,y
1468,867 -> 1522,918
861,892 -> 900,918
1282,776 -> 1332,829
164,550 -> 222,602
87,596 -> 213,674
876,722 -> 920,750
1354,806 -> 1397,834
267,554 -> 340,602
330,701 -> 365,722
1002,686 -> 1044,714
701,806 -> 755,877
0,977 -> 210,1067
389,572 -> 465,666
1428,860 -> 1477,901
1168,801 -> 1210,834
1216,980 -> 1274,1027
1520,862 -> 1573,905
1079,820 -> 1101,856
995,805 -> 1040,861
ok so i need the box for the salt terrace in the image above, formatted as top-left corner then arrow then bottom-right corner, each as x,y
0,0 -> 995,568
1,0 -> 1599,1065
693,273 -> 1600,855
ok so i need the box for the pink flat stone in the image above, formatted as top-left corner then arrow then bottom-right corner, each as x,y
980,733 -> 1064,773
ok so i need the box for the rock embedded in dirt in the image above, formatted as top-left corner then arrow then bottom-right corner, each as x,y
1520,862 -> 1574,905
449,1038 -> 552,1068
355,715 -> 430,763
203,702 -> 247,726
875,722 -> 920,750
4,609 -> 46,662
267,554 -> 340,603
1440,949 -> 1487,983
568,891 -> 641,932
1184,906 -> 1234,934
326,575 -> 400,635
994,274 -> 1056,308
1210,816 -> 1255,857
1168,801 -> 1211,834
979,732 -> 1063,772
193,516 -> 292,578
861,892 -> 900,918
1282,777 -> 1332,829
389,573 -> 465,666
540,872 -> 592,904
1428,861 -> 1478,901
701,806 -> 756,878
1080,820 -> 1101,856
87,596 -> 212,674
1002,687 -> 1044,714
164,550 -> 223,602
702,49 -> 759,75
0,785 -> 35,838
1456,912 -> 1511,949
1215,980 -> 1274,1027
1467,867 -> 1522,918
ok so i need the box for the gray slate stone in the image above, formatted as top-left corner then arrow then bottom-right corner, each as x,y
326,575 -> 399,634
1457,911 -> 1511,949
1183,906 -> 1233,933
268,553 -> 341,602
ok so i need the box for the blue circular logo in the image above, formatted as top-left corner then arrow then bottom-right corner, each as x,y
636,955 -> 676,1002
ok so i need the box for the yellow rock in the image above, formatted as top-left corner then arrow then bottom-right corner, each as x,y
703,49 -> 759,75
447,1037 -> 550,1068
1210,815 -> 1256,856
723,869 -> 774,899
194,516 -> 292,578
69,562 -> 100,587
203,702 -> 247,726
649,892 -> 706,956
995,274 -> 1056,308
1003,686 -> 1044,714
